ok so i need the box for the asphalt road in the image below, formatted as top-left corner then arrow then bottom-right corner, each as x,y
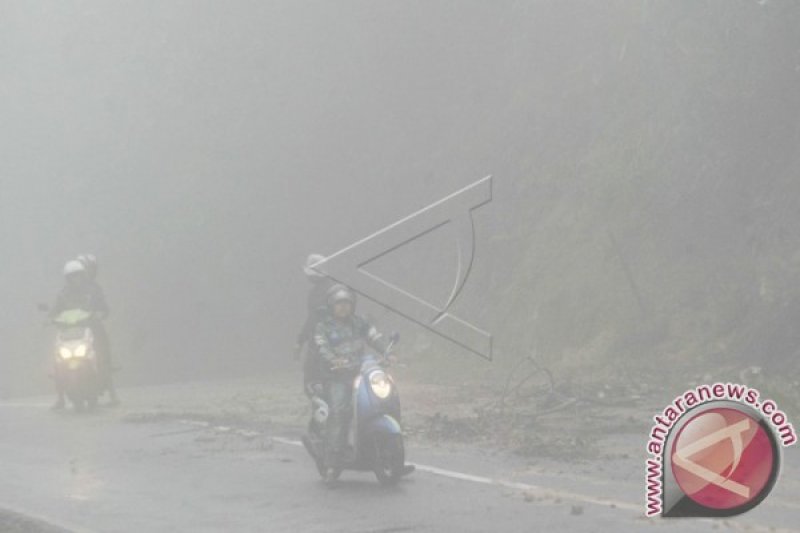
1,392 -> 798,532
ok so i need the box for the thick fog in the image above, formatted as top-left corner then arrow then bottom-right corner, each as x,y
2,1 -> 799,394
2,1 -> 507,393
3,2 -> 800,531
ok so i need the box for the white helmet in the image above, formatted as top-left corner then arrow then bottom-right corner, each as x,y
63,260 -> 86,277
303,254 -> 326,280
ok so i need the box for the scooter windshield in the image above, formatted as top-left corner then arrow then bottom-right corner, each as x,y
54,309 -> 92,327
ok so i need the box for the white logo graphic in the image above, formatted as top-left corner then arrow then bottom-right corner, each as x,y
312,176 -> 493,359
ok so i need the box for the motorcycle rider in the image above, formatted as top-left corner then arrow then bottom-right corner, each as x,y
314,284 -> 390,482
49,258 -> 118,409
295,254 -> 334,396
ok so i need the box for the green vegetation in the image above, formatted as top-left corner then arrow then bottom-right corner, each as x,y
490,2 -> 800,386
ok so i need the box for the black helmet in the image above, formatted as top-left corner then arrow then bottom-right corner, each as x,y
77,254 -> 98,280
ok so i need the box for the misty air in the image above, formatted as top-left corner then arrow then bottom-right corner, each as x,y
1,1 -> 799,531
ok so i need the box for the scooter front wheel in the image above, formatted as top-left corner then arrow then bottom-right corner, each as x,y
373,434 -> 405,486
68,394 -> 85,413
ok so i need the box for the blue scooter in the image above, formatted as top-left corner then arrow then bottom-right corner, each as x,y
303,333 -> 409,485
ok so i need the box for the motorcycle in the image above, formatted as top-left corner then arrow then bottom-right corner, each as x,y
302,333 -> 407,486
51,308 -> 102,411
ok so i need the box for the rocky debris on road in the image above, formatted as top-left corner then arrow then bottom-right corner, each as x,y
110,363 -> 800,465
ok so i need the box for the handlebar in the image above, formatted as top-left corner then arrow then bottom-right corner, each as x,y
328,332 -> 400,371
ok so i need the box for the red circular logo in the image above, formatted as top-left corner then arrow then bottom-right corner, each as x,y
671,408 -> 775,510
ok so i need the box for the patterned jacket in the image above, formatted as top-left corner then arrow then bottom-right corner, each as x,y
314,314 -> 389,377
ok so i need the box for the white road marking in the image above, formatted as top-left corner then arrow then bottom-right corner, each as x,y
177,420 -> 641,512
272,436 -> 302,446
411,464 -> 639,512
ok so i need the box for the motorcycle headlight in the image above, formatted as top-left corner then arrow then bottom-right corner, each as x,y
59,347 -> 73,360
369,370 -> 392,399
73,344 -> 88,358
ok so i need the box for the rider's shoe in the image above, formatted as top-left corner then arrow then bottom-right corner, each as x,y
402,464 -> 416,476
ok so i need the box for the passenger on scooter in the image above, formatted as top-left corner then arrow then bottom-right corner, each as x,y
314,284 -> 389,481
295,253 -> 334,396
